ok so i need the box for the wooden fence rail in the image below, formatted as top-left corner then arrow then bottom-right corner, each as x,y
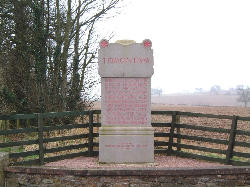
152,111 -> 250,166
0,110 -> 250,166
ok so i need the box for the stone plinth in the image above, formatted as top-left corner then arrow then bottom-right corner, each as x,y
98,39 -> 154,163
99,127 -> 154,163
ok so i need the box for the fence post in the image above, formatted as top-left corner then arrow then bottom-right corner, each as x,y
0,120 -> 3,143
97,113 -> 100,124
226,115 -> 238,164
88,111 -> 94,157
168,111 -> 177,154
38,114 -> 44,165
26,119 -> 30,128
176,114 -> 181,151
16,119 -> 20,129
3,120 -> 7,143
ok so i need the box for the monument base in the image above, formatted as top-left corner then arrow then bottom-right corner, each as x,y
99,127 -> 154,163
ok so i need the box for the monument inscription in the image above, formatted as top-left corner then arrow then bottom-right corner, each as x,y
102,57 -> 150,64
102,77 -> 150,126
98,39 -> 154,163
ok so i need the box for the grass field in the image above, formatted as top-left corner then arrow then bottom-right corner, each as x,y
152,94 -> 242,107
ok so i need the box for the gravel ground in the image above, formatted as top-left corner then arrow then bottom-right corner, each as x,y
45,155 -> 224,169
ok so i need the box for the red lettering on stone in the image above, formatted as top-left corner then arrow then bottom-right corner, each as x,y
103,57 -> 150,64
103,78 -> 149,125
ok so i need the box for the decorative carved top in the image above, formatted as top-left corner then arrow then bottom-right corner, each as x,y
143,39 -> 152,48
115,40 -> 136,45
100,39 -> 109,48
98,39 -> 154,78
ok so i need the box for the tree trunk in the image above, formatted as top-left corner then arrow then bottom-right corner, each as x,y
61,0 -> 72,110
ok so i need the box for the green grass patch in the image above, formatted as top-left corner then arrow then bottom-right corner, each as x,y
205,152 -> 226,159
232,156 -> 250,163
0,146 -> 24,153
0,147 -> 12,152
24,154 -> 39,160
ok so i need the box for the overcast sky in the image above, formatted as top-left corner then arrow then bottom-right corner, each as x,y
98,0 -> 250,94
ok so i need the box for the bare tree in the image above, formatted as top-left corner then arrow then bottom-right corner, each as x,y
0,0 -> 121,115
237,87 -> 250,107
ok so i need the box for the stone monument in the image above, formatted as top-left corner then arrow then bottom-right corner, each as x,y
98,39 -> 154,163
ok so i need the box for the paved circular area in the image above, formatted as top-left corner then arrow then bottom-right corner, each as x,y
45,155 -> 224,169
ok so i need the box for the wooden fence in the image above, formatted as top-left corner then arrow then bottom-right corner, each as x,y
152,111 -> 250,166
0,110 -> 250,166
0,111 -> 100,166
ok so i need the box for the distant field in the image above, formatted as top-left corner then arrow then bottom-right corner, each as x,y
152,94 -> 241,107
94,94 -> 249,116
95,94 -> 244,109
151,104 -> 250,117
